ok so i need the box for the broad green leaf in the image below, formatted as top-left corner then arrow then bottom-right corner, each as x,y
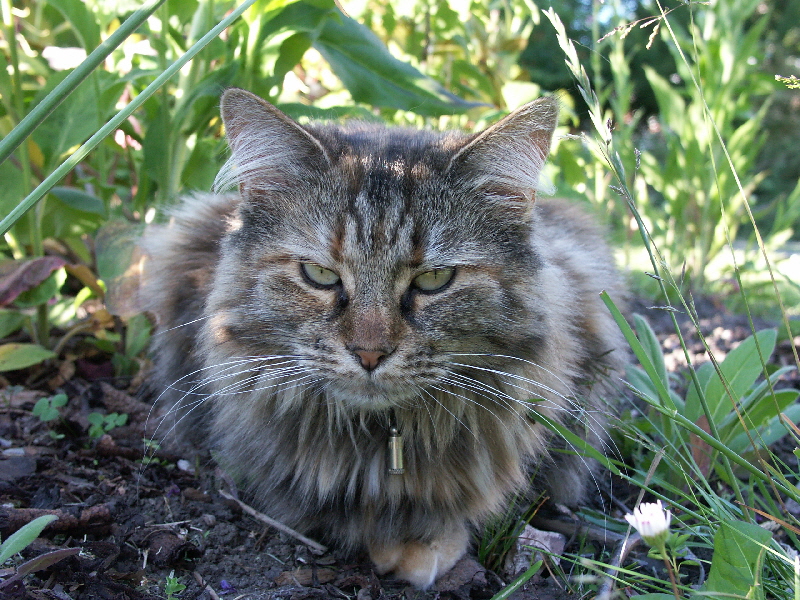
0,515 -> 58,565
279,103 -> 379,121
721,382 -> 800,440
625,365 -> 660,405
273,32 -> 313,85
702,330 -> 777,425
727,400 -> 800,451
683,360 -> 715,422
142,103 -> 170,191
31,70 -> 125,168
12,270 -> 65,309
49,187 -> 106,216
315,11 -> 481,116
0,310 -> 25,339
0,344 -> 56,371
736,366 -> 797,416
693,520 -> 771,600
124,313 -> 152,358
47,0 -> 101,50
643,66 -> 686,135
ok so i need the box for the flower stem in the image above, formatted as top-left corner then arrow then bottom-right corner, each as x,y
659,543 -> 681,600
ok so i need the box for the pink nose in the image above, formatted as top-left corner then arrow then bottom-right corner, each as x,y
354,349 -> 387,371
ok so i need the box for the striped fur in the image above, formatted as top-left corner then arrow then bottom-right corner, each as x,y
140,89 -> 627,588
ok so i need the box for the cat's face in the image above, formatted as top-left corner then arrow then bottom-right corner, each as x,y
204,90 -> 557,411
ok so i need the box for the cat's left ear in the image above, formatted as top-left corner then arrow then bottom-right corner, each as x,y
448,97 -> 558,206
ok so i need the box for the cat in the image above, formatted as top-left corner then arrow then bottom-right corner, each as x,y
138,88 -> 628,589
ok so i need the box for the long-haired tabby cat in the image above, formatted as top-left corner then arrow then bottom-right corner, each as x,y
139,88 -> 627,588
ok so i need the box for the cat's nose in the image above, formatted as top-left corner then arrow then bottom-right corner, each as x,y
353,349 -> 388,371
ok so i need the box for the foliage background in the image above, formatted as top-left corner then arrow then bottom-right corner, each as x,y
1,0 -> 800,597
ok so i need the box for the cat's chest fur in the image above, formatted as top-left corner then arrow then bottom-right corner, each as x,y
140,88 -> 627,589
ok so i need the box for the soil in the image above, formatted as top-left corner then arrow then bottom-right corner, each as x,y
0,298 -> 797,600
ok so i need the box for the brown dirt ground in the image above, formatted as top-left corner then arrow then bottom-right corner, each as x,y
1,298 -> 797,600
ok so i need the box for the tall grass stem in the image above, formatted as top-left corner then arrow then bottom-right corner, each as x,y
0,0 -> 259,236
0,0 -> 166,167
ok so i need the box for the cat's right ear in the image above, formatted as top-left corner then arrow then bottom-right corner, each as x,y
214,88 -> 330,195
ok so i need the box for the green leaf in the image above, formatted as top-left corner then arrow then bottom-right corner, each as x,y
632,314 -> 669,392
600,292 -> 676,411
315,11 -> 481,116
12,271 -> 63,309
46,0 -> 101,50
49,187 -> 106,216
0,515 -> 58,565
701,330 -> 777,426
0,310 -> 26,339
124,313 -> 152,358
693,520 -> 771,600
0,344 -> 56,372
142,103 -> 171,191
31,70 -> 125,169
728,400 -> 800,452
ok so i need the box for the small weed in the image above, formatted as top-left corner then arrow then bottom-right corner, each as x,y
0,514 -> 80,594
164,570 -> 186,599
87,412 -> 128,439
31,393 -> 66,422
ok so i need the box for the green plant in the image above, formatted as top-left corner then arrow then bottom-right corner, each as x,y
164,570 -> 186,599
31,393 -> 67,422
539,8 -> 799,599
624,316 -> 799,487
0,514 -> 80,594
87,411 -> 128,439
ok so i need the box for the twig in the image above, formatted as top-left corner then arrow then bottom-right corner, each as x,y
595,533 -> 642,600
193,571 -> 221,600
218,490 -> 328,554
0,505 -> 113,536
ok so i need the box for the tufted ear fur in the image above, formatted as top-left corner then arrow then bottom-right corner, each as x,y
448,96 -> 558,206
213,88 -> 330,195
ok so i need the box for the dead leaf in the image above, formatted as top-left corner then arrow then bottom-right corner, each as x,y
0,257 -> 67,306
690,415 -> 713,478
65,264 -> 105,299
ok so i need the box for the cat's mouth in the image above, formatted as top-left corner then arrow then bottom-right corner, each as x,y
325,372 -> 417,411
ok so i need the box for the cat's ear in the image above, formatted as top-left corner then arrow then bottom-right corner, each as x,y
214,88 -> 330,194
449,96 -> 558,206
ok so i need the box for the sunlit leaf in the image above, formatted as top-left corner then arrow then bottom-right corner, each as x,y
0,344 -> 56,371
47,0 -> 101,50
315,11 -> 481,116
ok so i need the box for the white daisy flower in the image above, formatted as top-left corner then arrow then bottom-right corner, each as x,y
624,500 -> 672,546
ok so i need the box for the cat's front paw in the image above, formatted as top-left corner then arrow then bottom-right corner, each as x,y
368,525 -> 469,589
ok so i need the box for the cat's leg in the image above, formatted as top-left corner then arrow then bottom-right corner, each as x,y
368,522 -> 469,589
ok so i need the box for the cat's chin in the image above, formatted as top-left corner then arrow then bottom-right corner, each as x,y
326,382 -> 414,412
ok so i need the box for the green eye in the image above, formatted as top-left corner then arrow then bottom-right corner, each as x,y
301,263 -> 341,287
413,268 -> 455,292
